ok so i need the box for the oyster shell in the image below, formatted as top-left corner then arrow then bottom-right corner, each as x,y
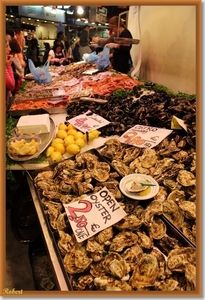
167,189 -> 186,203
64,249 -> 92,274
114,214 -> 142,230
163,178 -> 181,191
123,146 -> 141,164
34,171 -> 54,184
103,252 -> 129,279
152,158 -> 175,177
94,275 -> 132,291
176,170 -> 196,187
184,262 -> 196,290
162,199 -> 184,228
121,244 -> 143,272
154,186 -> 168,202
86,237 -> 105,262
76,274 -> 94,290
143,200 -> 163,225
178,201 -> 196,219
95,226 -> 114,246
167,247 -> 196,272
136,231 -> 153,249
112,159 -> 133,177
109,231 -> 138,252
90,260 -> 106,278
58,231 -> 74,256
130,253 -> 159,288
172,150 -> 189,162
148,216 -> 167,240
154,279 -> 179,291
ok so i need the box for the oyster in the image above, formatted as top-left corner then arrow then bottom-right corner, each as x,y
56,212 -> 70,231
103,252 -> 129,279
112,159 -> 133,177
35,179 -> 57,192
109,231 -> 138,252
130,253 -> 159,288
152,158 -> 175,177
148,216 -> 167,240
75,152 -> 98,169
114,214 -> 142,230
154,187 -> 168,202
182,225 -> 196,244
76,274 -> 94,290
184,262 -> 196,290
176,170 -> 196,187
154,279 -> 179,291
90,260 -> 106,277
34,171 -> 54,183
172,150 -> 189,162
136,231 -> 153,249
162,199 -> 184,228
143,200 -> 163,225
58,231 -> 74,256
64,249 -> 92,274
123,146 -> 141,164
155,235 -> 180,256
90,162 -> 110,182
86,237 -> 105,262
178,201 -> 196,219
167,247 -> 196,272
71,181 -> 94,196
121,244 -> 143,272
94,275 -> 132,291
167,190 -> 186,203
95,226 -> 114,246
163,178 -> 181,191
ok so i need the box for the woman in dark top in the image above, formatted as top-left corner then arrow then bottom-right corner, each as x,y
79,25 -> 92,60
47,41 -> 66,66
105,16 -> 133,74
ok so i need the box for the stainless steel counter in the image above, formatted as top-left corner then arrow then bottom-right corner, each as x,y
27,176 -> 69,291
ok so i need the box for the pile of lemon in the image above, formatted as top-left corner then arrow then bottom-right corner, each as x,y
45,123 -> 101,163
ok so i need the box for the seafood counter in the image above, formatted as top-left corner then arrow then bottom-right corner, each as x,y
9,63 -> 197,292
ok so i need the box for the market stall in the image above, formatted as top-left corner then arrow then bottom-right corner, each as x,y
6,60 -> 196,292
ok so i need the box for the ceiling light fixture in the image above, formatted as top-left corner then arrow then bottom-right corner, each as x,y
77,6 -> 84,15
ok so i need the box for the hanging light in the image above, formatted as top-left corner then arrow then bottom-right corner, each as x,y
77,6 -> 84,15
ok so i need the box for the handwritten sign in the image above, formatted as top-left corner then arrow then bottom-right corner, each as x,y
67,110 -> 110,133
119,125 -> 173,148
63,187 -> 127,242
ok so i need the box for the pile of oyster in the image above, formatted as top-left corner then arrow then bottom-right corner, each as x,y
34,149 -> 196,291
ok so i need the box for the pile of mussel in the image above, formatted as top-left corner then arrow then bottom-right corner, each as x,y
66,85 -> 196,147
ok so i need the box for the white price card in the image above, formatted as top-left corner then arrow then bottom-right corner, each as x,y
67,110 -> 110,133
63,187 -> 127,242
119,125 -> 173,148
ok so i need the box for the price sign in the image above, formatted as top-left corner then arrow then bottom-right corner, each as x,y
67,110 -> 110,133
120,125 -> 173,148
63,187 -> 127,242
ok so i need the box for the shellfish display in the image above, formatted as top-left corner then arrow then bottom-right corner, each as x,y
32,84 -> 197,292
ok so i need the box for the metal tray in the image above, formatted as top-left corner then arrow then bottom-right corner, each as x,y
7,118 -> 56,162
8,97 -> 67,116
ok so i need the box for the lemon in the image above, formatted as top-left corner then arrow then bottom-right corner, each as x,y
67,123 -> 76,130
90,129 -> 101,138
45,146 -> 55,157
56,130 -> 67,139
66,143 -> 81,155
50,151 -> 63,163
75,138 -> 85,148
53,143 -> 66,154
138,187 -> 151,196
73,131 -> 84,140
51,138 -> 64,147
64,135 -> 75,147
58,123 -> 68,131
88,132 -> 96,141
67,129 -> 78,137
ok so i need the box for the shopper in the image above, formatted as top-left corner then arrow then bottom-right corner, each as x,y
26,38 -> 39,67
96,16 -> 133,74
6,35 -> 15,106
47,41 -> 66,66
65,42 -> 74,64
13,27 -> 27,75
43,42 -> 51,64
9,37 -> 23,95
54,31 -> 65,50
72,40 -> 81,62
79,25 -> 92,60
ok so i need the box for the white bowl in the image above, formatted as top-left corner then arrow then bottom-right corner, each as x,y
119,173 -> 159,200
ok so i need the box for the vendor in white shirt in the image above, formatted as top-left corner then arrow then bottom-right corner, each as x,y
47,41 -> 67,66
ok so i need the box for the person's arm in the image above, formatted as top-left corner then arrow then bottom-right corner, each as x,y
13,55 -> 24,77
94,33 -> 116,47
47,50 -> 59,64
17,52 -> 26,68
